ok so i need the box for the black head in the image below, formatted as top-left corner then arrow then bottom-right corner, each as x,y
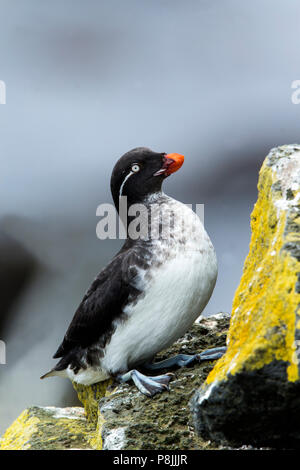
110,147 -> 184,209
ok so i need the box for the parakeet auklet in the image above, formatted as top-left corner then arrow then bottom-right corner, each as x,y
41,147 -> 225,396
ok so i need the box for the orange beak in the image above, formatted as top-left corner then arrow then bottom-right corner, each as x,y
153,153 -> 185,176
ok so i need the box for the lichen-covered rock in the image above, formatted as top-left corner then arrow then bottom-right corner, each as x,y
72,379 -> 112,424
191,144 -> 300,448
0,314 -> 229,450
0,406 -> 95,450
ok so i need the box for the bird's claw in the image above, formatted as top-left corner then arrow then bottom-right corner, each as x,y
118,369 -> 173,397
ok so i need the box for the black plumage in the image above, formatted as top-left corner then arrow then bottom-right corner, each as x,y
52,244 -> 151,373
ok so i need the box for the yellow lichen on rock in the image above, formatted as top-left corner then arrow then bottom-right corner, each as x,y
72,379 -> 114,449
72,379 -> 112,425
207,146 -> 300,385
89,407 -> 106,450
0,409 -> 39,450
0,407 -> 95,450
191,144 -> 300,447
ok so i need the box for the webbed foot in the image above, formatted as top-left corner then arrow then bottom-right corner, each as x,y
117,369 -> 173,397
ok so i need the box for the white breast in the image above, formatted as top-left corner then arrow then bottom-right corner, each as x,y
101,197 -> 217,375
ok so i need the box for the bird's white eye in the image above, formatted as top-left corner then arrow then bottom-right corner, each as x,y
131,164 -> 140,173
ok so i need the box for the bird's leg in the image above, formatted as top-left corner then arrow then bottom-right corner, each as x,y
116,347 -> 225,396
117,369 -> 173,397
142,346 -> 227,371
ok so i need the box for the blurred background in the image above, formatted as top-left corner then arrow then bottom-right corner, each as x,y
1,0 -> 300,433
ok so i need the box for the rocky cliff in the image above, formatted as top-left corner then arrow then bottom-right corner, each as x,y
191,144 -> 300,448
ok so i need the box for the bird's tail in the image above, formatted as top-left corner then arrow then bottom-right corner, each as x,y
40,369 -> 58,379
40,367 -> 67,379
40,355 -> 70,379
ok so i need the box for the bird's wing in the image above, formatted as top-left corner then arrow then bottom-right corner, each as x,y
53,247 -> 146,359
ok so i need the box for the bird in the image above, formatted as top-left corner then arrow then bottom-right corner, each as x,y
41,147 -> 225,397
